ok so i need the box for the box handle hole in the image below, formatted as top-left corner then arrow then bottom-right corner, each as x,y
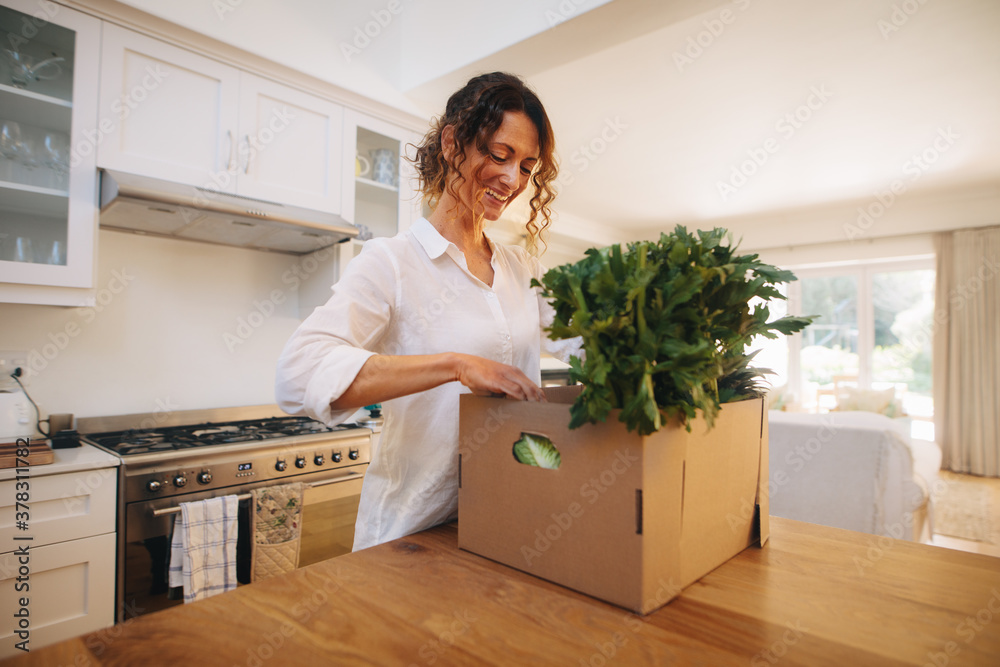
512,432 -> 561,469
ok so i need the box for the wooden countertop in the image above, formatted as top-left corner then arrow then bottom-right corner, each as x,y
7,517 -> 1000,666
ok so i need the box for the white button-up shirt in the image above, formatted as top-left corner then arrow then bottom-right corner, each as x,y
275,218 -> 579,550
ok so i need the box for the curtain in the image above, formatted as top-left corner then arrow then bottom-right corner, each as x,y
933,227 -> 1000,476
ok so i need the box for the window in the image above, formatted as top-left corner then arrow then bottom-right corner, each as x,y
752,257 -> 935,440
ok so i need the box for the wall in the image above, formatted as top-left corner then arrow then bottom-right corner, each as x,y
0,229 -> 306,420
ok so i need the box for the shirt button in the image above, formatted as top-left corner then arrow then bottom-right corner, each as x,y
504,334 -> 511,341
486,292 -> 495,298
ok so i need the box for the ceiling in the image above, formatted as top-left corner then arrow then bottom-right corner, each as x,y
115,0 -> 1000,251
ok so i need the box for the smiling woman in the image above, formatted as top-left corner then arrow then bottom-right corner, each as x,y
412,71 -> 557,253
274,72 -> 580,551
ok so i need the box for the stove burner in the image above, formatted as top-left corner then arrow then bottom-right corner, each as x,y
87,416 -> 361,455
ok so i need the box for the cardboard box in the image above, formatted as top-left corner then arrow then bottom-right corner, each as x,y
458,385 -> 768,615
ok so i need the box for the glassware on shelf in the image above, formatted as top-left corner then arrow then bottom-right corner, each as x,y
13,236 -> 34,263
45,240 -> 65,265
17,134 -> 41,186
42,132 -> 70,191
0,120 -> 22,182
3,45 -> 65,89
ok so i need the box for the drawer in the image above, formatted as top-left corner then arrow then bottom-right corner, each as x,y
0,532 -> 116,657
1,467 -> 117,551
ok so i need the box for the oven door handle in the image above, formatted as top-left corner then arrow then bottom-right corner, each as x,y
149,471 -> 364,517
151,493 -> 253,517
306,470 -> 363,488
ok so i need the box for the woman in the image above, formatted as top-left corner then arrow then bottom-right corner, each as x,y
275,72 -> 579,550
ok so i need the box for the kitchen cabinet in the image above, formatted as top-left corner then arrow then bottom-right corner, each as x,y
297,113 -> 423,316
0,461 -> 118,657
97,22 -> 240,190
0,0 -> 100,305
98,25 -> 343,214
341,110 -> 421,238
236,71 -> 343,214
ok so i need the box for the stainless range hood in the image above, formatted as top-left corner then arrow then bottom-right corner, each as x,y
98,169 -> 358,254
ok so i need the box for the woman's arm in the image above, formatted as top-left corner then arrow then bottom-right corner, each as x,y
330,351 -> 546,410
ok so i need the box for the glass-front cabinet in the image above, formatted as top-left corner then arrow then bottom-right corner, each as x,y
341,109 -> 421,241
298,111 -> 422,316
0,0 -> 99,303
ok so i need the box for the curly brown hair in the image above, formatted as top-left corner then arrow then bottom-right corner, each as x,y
410,72 -> 558,251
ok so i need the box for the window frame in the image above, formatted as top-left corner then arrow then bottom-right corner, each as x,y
784,255 -> 934,408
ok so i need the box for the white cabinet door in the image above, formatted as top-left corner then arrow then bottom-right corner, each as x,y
97,23 -> 240,190
0,532 -> 115,657
0,0 -> 100,301
236,72 -> 343,213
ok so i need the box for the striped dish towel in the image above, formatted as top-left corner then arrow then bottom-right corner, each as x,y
168,495 -> 240,603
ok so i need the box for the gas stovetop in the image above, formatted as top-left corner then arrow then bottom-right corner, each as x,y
85,417 -> 364,456
79,408 -> 373,501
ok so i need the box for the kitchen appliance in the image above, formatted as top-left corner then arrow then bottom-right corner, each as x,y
79,405 -> 371,621
98,169 -> 359,254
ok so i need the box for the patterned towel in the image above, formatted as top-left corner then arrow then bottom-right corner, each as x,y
252,482 -> 304,581
168,495 -> 239,603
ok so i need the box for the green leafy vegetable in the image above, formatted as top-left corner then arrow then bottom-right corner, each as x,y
533,226 -> 815,435
512,433 -> 562,469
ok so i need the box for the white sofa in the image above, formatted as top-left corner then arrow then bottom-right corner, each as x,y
767,410 -> 942,542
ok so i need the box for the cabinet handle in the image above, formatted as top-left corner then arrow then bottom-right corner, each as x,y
243,134 -> 252,175
226,130 -> 235,172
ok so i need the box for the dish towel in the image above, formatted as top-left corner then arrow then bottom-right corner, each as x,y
168,495 -> 240,603
251,482 -> 305,582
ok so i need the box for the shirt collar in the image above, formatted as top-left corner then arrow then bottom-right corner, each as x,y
410,217 -> 451,259
410,216 -> 500,260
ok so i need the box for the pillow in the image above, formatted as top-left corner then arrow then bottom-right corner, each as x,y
837,386 -> 902,417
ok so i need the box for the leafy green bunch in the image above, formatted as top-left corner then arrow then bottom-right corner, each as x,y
533,226 -> 813,435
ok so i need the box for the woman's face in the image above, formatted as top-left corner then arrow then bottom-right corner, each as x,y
446,110 -> 540,223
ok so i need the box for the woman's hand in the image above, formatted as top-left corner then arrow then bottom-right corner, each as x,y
452,353 -> 546,402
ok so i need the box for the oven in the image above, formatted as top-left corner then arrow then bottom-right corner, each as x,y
79,407 -> 371,622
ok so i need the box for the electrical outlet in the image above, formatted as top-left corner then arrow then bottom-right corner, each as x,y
0,350 -> 28,390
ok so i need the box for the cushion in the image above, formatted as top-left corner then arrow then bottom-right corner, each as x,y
837,386 -> 903,417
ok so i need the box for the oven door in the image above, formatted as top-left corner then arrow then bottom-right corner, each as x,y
120,465 -> 366,620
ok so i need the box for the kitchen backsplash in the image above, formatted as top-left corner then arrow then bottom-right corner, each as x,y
0,229 -> 310,423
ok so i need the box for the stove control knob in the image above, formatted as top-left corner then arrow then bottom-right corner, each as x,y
349,449 -> 359,461
146,479 -> 162,493
275,460 -> 287,472
295,456 -> 307,469
331,451 -> 342,463
173,475 -> 187,488
314,454 -> 324,466
197,471 -> 213,485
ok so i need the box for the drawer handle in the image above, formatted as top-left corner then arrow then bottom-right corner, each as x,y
306,471 -> 362,488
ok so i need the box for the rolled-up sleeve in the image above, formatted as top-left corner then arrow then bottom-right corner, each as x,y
275,243 -> 396,425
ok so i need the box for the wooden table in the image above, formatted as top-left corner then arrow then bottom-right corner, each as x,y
6,518 -> 1000,666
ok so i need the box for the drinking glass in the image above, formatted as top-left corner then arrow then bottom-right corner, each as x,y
18,134 -> 41,186
45,240 -> 65,265
13,236 -> 34,263
42,132 -> 69,190
3,48 -> 64,89
0,120 -> 22,182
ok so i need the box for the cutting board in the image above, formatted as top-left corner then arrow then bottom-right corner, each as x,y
0,440 -> 54,468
